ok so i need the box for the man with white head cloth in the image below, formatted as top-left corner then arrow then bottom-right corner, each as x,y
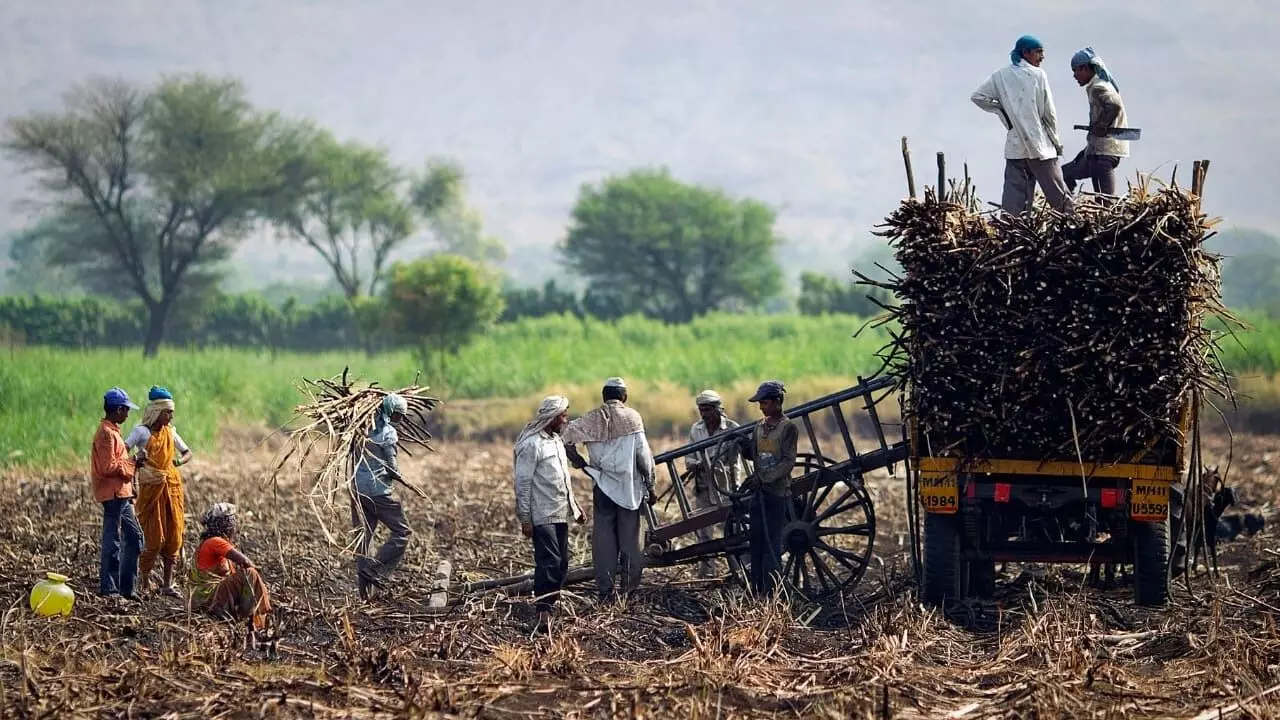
513,395 -> 583,631
562,377 -> 656,602
685,390 -> 744,578
351,393 -> 414,600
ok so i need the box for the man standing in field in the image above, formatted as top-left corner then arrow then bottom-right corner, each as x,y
562,377 -> 656,603
737,381 -> 799,598
971,34 -> 1073,215
1061,47 -> 1129,197
351,393 -> 414,600
513,395 -> 585,632
686,390 -> 743,578
92,387 -> 145,600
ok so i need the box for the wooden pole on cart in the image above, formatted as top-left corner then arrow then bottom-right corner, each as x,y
901,137 -> 917,200
936,152 -> 946,201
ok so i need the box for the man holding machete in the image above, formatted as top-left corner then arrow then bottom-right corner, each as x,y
971,34 -> 1073,215
1062,46 -> 1130,197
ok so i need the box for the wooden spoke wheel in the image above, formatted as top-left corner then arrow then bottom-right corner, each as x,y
779,454 -> 877,601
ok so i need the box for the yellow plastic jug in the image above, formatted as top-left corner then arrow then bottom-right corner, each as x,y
30,572 -> 75,617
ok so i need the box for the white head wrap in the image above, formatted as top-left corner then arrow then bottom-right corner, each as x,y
603,377 -> 627,389
695,390 -> 722,407
141,398 -> 175,427
518,395 -> 570,444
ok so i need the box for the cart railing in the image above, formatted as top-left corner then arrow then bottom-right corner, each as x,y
644,375 -> 908,545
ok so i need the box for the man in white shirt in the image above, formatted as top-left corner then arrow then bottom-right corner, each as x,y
971,34 -> 1073,215
562,377 -> 656,602
513,395 -> 584,632
685,390 -> 743,578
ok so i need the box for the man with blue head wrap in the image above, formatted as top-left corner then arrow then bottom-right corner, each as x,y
1062,46 -> 1129,197
972,35 -> 1074,215
351,392 -> 414,600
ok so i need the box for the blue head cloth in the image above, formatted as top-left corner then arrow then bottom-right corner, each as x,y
148,386 -> 173,401
1011,35 -> 1044,65
1070,46 -> 1118,89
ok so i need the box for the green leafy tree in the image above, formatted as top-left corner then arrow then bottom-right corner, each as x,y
384,255 -> 504,374
501,279 -> 581,322
409,161 -> 506,265
561,168 -> 784,323
797,271 -> 895,317
273,132 -> 432,300
3,74 -> 309,356
3,218 -> 88,296
1208,228 -> 1280,313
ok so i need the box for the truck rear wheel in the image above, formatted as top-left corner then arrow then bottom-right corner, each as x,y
923,512 -> 960,605
1132,518 -> 1170,606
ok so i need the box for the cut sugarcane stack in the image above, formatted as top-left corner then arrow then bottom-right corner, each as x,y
861,167 -> 1234,464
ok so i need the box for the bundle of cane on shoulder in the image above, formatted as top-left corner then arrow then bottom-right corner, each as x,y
270,367 -> 441,546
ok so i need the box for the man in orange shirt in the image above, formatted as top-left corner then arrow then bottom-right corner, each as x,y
92,387 -> 145,599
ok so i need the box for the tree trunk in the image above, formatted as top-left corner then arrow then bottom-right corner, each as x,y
142,299 -> 172,358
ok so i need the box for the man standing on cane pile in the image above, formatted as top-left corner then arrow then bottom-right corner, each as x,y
685,390 -> 744,578
562,377 -> 657,603
736,381 -> 799,598
1062,47 -> 1129,198
971,34 -> 1073,215
351,394 -> 414,600
513,396 -> 585,633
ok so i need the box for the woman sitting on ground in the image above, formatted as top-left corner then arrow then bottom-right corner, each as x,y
190,503 -> 272,630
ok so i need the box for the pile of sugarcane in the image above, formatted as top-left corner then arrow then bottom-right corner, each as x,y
863,168 -> 1233,464
270,368 -> 441,542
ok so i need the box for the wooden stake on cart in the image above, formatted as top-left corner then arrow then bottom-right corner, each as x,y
901,137 -> 917,200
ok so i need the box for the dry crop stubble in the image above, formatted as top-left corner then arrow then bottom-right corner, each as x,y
0,429 -> 1278,717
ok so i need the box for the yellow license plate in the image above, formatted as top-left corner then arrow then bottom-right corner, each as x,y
919,473 -> 958,514
1129,479 -> 1170,521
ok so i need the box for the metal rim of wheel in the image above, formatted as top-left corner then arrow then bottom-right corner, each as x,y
779,453 -> 877,602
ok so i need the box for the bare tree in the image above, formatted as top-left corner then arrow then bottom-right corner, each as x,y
4,74 -> 309,356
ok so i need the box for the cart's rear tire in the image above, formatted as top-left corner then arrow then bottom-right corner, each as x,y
1132,518 -> 1170,606
922,512 -> 961,606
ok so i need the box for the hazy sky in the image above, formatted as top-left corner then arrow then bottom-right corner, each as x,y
2,0 -> 1276,286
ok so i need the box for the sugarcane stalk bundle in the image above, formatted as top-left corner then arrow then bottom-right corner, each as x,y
863,177 -> 1234,464
269,367 -> 441,543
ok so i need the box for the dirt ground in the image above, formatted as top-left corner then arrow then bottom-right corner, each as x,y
1,428 -> 1279,719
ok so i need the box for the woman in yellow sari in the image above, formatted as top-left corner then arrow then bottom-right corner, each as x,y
125,386 -> 194,597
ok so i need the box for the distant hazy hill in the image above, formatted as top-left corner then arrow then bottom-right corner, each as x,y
2,0 -> 1276,289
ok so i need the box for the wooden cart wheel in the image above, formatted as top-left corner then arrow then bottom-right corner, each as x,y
779,458 -> 876,602
722,512 -> 751,588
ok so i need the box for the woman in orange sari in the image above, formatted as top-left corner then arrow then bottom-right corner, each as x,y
125,386 -> 193,597
190,503 -> 272,631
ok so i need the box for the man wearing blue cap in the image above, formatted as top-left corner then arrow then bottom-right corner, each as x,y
1062,47 -> 1129,197
971,35 -> 1073,215
91,387 -> 146,600
737,381 -> 799,597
